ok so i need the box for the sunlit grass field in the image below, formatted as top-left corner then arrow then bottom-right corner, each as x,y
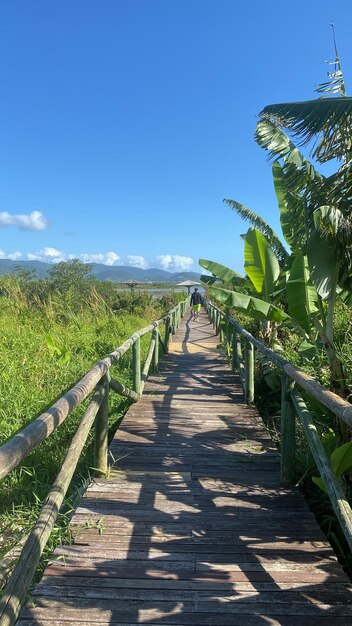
0,278 -> 183,567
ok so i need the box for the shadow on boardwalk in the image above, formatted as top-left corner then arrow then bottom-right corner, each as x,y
18,311 -> 352,625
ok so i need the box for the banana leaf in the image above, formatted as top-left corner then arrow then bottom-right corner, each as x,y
307,229 -> 340,300
209,286 -> 290,323
313,441 -> 352,495
286,254 -> 319,334
223,198 -> 288,264
259,97 -> 352,163
200,275 -> 218,285
272,161 -> 305,253
244,228 -> 280,299
199,259 -> 245,285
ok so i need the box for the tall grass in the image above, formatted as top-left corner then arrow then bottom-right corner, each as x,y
0,277 -> 184,564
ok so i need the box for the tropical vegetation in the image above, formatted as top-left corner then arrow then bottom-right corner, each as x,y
201,41 -> 352,398
200,39 -> 352,567
0,264 -> 184,568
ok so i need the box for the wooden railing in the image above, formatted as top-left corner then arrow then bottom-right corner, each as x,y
0,297 -> 189,626
206,300 -> 352,556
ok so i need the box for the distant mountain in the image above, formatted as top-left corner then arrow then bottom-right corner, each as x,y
0,259 -> 201,283
0,259 -> 50,279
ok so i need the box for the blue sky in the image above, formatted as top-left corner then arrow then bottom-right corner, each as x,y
0,0 -> 351,274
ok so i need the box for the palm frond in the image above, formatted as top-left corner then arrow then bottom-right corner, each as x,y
259,98 -> 352,162
223,198 -> 288,265
255,119 -> 297,161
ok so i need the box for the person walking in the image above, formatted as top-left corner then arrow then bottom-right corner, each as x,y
190,288 -> 202,321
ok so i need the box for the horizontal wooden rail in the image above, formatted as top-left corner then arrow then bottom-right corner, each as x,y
291,389 -> 352,554
140,327 -> 157,393
0,385 -> 104,626
0,297 -> 189,626
205,299 -> 352,563
206,301 -> 352,426
0,300 -> 188,481
109,376 -> 139,402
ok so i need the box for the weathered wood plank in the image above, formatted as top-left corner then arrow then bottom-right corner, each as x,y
17,308 -> 352,625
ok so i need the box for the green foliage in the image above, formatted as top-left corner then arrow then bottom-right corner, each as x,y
48,259 -> 93,292
312,440 -> 352,494
244,228 -> 280,298
286,254 -> 319,334
307,229 -> 340,300
0,278 -> 183,561
223,198 -> 288,265
260,97 -> 352,163
199,259 -> 245,286
45,334 -> 72,363
209,285 -> 289,322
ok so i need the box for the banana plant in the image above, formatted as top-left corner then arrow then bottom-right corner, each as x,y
313,439 -> 352,495
202,204 -> 344,386
223,198 -> 289,267
257,42 -> 352,306
200,226 -> 289,328
258,71 -> 352,405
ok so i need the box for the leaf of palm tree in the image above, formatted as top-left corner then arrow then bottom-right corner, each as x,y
223,198 -> 288,265
199,259 -> 245,285
255,119 -> 297,160
259,97 -> 352,163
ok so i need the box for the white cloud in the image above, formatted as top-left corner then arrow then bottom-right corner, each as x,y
27,247 -> 65,263
80,251 -> 120,266
26,249 -> 120,266
27,253 -> 43,261
155,254 -> 172,270
0,210 -> 48,231
0,249 -> 22,260
127,255 -> 149,269
6,249 -> 194,273
7,251 -> 22,260
42,247 -> 63,258
155,254 -> 194,272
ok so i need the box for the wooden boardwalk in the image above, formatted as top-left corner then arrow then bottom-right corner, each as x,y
19,308 -> 352,625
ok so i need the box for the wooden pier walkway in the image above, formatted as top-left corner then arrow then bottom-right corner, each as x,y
18,308 -> 352,625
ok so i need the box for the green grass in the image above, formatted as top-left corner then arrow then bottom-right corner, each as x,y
0,280 -> 184,571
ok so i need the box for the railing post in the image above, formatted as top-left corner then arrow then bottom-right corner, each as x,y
132,336 -> 141,396
219,317 -> 224,343
232,329 -> 238,372
244,339 -> 254,404
176,305 -> 180,329
164,315 -> 170,353
280,372 -> 296,485
217,312 -> 222,337
214,310 -> 218,334
225,316 -> 230,348
153,327 -> 159,370
94,373 -> 110,476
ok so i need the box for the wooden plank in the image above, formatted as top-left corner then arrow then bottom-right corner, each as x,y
20,595 -> 352,615
17,308 -> 352,625
17,609 -> 350,626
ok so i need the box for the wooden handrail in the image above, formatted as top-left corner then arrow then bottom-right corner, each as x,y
0,386 -> 104,625
0,300 -> 188,481
205,299 -> 352,559
0,297 -> 189,626
206,300 -> 352,425
290,389 -> 352,554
